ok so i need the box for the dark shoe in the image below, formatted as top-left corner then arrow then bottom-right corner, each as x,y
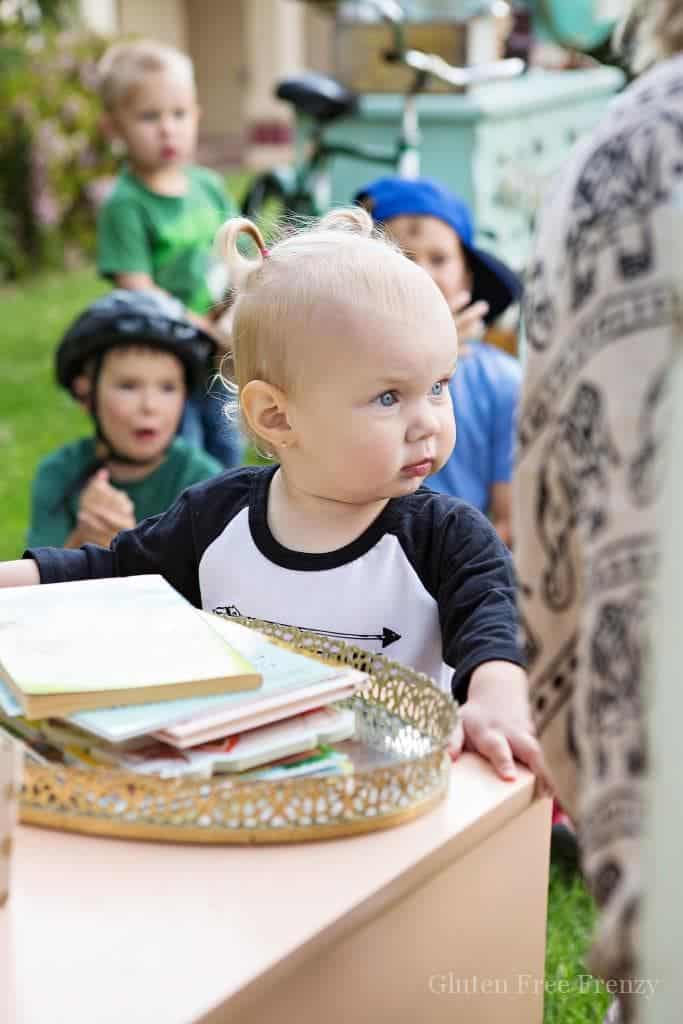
551,821 -> 580,874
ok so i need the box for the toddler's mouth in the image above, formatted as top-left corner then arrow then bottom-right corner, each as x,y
401,459 -> 433,478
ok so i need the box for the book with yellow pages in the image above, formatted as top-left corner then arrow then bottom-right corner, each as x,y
0,576 -> 261,717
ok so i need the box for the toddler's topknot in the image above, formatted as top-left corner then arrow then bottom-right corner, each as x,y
215,206 -> 376,292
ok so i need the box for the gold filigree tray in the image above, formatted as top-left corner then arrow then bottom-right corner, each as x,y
19,618 -> 456,844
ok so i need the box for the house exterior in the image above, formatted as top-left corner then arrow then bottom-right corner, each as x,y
79,0 -> 334,168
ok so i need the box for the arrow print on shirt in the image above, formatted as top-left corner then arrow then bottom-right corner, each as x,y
212,606 -> 402,649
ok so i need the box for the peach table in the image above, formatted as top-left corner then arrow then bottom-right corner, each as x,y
0,754 -> 551,1024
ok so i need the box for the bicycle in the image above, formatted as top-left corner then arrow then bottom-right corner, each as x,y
241,0 -> 524,226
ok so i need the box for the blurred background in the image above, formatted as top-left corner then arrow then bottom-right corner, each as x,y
0,0 -> 627,286
0,0 -> 626,552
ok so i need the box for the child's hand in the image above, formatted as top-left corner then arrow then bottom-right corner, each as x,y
187,310 -> 233,357
450,660 -> 549,785
449,291 -> 489,348
75,469 -> 136,547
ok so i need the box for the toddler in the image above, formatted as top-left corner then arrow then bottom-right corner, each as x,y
356,176 -> 523,545
96,39 -> 241,467
4,210 -> 541,782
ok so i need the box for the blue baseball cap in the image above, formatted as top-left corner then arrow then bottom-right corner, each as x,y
354,176 -> 522,323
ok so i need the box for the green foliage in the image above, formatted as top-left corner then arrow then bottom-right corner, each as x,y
0,0 -> 75,33
0,25 -> 116,281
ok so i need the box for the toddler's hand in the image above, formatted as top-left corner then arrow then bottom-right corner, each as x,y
449,660 -> 549,787
76,469 -> 136,547
450,291 -> 489,348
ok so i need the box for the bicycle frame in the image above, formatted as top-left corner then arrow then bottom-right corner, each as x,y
243,1 -> 523,220
291,89 -> 422,215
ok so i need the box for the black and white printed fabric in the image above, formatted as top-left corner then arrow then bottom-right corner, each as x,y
515,53 -> 683,1021
27,465 -> 522,700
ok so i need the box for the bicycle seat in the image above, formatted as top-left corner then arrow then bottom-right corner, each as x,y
276,72 -> 358,122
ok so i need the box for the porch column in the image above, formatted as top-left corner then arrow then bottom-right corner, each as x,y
243,0 -> 305,169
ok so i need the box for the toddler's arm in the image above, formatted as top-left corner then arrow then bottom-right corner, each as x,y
25,486 -> 201,605
450,660 -> 546,783
436,502 -> 545,782
0,560 -> 40,588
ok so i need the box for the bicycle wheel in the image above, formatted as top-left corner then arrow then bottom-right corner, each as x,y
241,174 -> 289,240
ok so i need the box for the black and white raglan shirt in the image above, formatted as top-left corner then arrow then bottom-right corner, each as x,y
26,465 -> 522,701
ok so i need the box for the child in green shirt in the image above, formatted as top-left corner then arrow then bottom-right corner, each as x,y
27,290 -> 221,550
95,39 -> 241,467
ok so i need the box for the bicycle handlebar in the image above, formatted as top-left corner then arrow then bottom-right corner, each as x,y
363,0 -> 524,90
398,50 -> 525,88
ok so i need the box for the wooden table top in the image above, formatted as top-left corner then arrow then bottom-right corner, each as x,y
0,754 -> 537,1024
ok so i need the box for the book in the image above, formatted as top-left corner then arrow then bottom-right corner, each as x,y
186,706 -> 355,771
65,616 -> 366,745
0,705 -> 356,780
153,678 -> 359,749
240,746 -> 352,781
0,576 -> 261,717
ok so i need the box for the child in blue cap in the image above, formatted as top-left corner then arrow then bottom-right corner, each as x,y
355,176 -> 522,545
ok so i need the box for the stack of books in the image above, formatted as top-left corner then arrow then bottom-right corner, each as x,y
0,576 -> 366,781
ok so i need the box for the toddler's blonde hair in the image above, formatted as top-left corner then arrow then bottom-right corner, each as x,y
97,39 -> 195,111
215,207 -> 443,454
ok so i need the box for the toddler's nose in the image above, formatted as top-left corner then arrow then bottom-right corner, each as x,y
406,402 -> 440,442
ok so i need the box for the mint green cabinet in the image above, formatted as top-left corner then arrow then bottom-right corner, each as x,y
319,66 -> 624,270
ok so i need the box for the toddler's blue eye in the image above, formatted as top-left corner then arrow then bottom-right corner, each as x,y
377,391 -> 398,407
431,381 -> 444,396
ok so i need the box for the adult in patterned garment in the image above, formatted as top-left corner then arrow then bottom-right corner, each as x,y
514,3 -> 683,1021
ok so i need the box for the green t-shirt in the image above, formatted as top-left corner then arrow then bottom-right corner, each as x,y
97,166 -> 235,313
27,437 -> 222,548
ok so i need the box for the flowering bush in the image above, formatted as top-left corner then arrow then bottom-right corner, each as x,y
0,28 -> 117,280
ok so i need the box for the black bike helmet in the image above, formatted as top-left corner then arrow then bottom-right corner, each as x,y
56,289 -> 215,398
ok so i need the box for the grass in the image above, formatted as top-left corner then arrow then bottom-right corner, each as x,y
0,266 -> 108,560
544,864 -> 611,1023
0,266 -> 611,1023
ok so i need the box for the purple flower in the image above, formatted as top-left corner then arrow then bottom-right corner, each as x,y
34,190 -> 61,227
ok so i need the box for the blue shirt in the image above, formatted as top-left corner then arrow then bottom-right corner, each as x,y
427,342 -> 522,513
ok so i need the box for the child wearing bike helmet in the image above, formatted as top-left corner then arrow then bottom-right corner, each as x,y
9,209 -> 544,786
26,290 -> 222,550
355,176 -> 523,546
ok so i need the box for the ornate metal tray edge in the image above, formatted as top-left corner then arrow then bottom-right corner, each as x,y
19,618 -> 456,844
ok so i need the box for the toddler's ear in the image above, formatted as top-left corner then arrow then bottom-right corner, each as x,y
241,380 -> 294,450
99,114 -> 126,157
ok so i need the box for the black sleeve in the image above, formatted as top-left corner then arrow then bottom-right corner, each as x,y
438,504 -> 523,703
25,489 -> 203,606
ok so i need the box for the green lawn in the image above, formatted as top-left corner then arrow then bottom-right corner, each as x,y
0,267 -> 108,560
0,267 -> 610,1023
544,864 -> 610,1023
